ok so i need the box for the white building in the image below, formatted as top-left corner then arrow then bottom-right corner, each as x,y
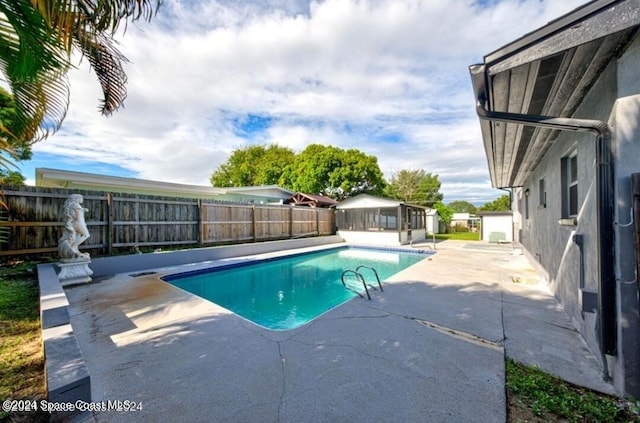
336,194 -> 430,245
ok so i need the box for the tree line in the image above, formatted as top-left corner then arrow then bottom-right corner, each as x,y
210,144 -> 511,219
210,144 -> 442,204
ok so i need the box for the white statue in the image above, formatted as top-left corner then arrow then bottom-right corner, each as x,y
58,194 -> 90,260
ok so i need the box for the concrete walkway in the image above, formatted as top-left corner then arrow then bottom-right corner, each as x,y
64,240 -> 615,422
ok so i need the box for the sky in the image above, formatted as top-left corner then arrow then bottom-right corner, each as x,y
20,0 -> 589,204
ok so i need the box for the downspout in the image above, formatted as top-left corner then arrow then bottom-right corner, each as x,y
498,187 -> 512,208
498,187 -> 514,243
470,65 -> 616,355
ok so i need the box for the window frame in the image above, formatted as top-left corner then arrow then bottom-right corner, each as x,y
538,178 -> 546,209
561,150 -> 578,220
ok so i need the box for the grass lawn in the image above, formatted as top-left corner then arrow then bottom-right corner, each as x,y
434,232 -> 481,241
0,260 -> 637,422
506,359 -> 640,422
0,260 -> 49,422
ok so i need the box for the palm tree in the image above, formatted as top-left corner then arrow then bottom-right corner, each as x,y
0,0 -> 162,144
0,1 -> 161,242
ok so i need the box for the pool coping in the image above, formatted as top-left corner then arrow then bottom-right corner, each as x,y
37,235 -> 343,419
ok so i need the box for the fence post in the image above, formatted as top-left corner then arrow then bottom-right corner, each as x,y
252,204 -> 257,242
315,207 -> 319,235
289,206 -> 293,238
107,193 -> 113,255
197,199 -> 203,247
134,195 -> 140,246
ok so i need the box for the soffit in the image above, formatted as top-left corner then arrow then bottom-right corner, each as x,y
478,0 -> 640,187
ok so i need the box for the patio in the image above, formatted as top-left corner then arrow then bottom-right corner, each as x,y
61,240 -> 614,422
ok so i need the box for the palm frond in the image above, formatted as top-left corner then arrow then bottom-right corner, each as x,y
75,0 -> 162,33
0,1 -> 70,142
0,0 -> 162,145
73,28 -> 128,114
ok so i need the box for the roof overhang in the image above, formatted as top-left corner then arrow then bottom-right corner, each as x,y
336,194 -> 429,210
35,168 -> 228,197
469,0 -> 640,188
35,168 -> 293,200
223,185 -> 294,197
286,192 -> 340,207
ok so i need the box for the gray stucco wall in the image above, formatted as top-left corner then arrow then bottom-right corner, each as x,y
612,34 -> 640,397
518,33 -> 640,397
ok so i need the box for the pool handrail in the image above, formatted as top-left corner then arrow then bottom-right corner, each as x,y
355,265 -> 383,292
340,269 -> 371,300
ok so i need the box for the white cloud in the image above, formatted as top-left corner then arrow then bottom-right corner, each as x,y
30,0 -> 589,203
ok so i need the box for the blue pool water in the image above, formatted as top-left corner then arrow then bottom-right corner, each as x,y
163,246 -> 430,330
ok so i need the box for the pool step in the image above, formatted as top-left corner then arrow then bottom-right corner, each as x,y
340,265 -> 383,300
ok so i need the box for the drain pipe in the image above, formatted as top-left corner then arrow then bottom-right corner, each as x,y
498,187 -> 512,208
470,65 -> 616,356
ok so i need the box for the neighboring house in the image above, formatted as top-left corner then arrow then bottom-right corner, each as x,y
450,212 -> 470,229
285,192 -> 339,208
469,0 -> 640,396
35,168 -> 293,204
336,194 -> 429,245
450,212 -> 480,232
478,211 -> 513,243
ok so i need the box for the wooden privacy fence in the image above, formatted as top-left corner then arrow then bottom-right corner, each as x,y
0,186 -> 336,257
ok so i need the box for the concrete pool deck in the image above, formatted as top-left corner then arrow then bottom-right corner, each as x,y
62,240 -> 615,422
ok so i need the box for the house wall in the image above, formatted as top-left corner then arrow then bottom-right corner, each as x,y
336,229 -> 426,246
481,215 -> 513,243
337,230 -> 400,245
517,33 -> 640,396
400,228 -> 426,245
450,213 -> 470,229
612,33 -> 640,396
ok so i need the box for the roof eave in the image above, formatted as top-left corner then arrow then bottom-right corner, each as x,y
471,0 -> 640,188
484,0 -> 625,66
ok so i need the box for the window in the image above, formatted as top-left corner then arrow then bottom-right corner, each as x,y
336,208 -> 398,231
561,152 -> 578,218
379,208 -> 398,230
364,209 -> 378,230
538,178 -> 546,208
412,208 -> 425,229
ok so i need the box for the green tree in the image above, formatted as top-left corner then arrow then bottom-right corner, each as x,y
0,170 -> 25,186
210,145 -> 295,187
280,144 -> 385,200
0,0 -> 162,145
433,201 -> 453,226
0,88 -> 32,182
447,200 -> 477,214
480,194 -> 511,211
384,169 -> 443,207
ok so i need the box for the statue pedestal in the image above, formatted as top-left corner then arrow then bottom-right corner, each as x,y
57,259 -> 93,287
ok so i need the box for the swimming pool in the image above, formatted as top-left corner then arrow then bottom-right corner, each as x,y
163,246 -> 430,330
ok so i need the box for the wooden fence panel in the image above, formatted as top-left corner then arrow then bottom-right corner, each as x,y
292,207 -> 316,237
230,205 -> 254,242
317,208 -> 335,235
0,187 -> 108,255
202,203 -> 232,243
111,195 -> 199,247
0,185 -> 336,256
111,195 -> 137,247
255,206 -> 289,240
